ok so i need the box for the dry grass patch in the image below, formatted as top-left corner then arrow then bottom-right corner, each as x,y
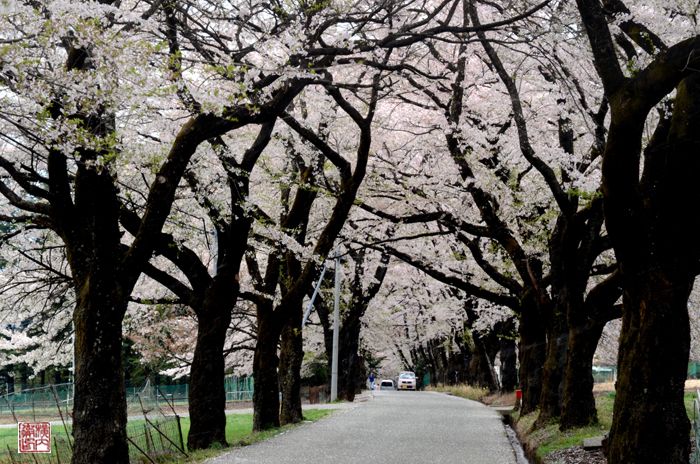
427,383 -> 490,402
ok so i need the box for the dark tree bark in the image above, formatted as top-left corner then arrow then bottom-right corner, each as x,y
550,202 -> 605,429
72,285 -> 129,464
62,113 -> 230,464
253,311 -> 282,430
607,275 -> 691,463
272,152 -> 320,425
470,3 -> 614,426
468,337 -> 499,390
64,113 -> 181,464
559,320 -> 604,428
535,309 -> 567,423
560,271 -> 622,430
498,324 -> 518,392
279,299 -> 304,425
339,249 -> 390,400
518,292 -> 547,415
337,313 -> 363,401
186,302 -> 231,449
461,299 -> 499,391
0,3 -> 422,461
185,123 -> 274,449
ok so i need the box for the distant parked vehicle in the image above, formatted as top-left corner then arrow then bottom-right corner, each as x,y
397,371 -> 417,390
379,379 -> 395,390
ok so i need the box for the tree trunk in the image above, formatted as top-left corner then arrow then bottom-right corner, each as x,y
602,75 -> 700,464
337,315 -> 363,401
253,315 -> 281,431
499,335 -> 518,392
279,301 -> 304,425
71,287 -> 129,464
536,309 -> 568,424
469,333 -> 498,391
15,364 -> 28,392
605,276 -> 691,463
518,296 -> 547,415
560,320 -> 604,429
187,304 -> 231,450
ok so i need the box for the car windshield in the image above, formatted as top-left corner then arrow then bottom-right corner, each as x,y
380,381 -> 393,386
399,373 -> 415,379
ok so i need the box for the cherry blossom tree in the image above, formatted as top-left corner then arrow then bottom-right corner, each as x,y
0,0 -> 316,460
574,1 -> 700,461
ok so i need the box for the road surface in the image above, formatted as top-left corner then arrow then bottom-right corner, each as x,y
206,390 -> 519,464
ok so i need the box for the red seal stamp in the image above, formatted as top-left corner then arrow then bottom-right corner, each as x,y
18,422 -> 51,453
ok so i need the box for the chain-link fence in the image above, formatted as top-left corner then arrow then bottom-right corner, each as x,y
0,384 -> 73,463
0,375 -> 258,462
0,384 -> 186,464
125,387 -> 187,464
225,376 -> 253,401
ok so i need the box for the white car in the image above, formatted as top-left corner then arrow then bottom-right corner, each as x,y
379,379 -> 395,390
397,371 -> 417,390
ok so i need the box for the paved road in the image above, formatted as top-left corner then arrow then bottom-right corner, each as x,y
206,390 -> 518,464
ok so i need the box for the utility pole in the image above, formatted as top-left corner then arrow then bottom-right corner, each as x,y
330,250 -> 341,402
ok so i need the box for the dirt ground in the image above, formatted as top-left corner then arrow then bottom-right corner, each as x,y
482,391 -> 517,407
543,446 -> 606,464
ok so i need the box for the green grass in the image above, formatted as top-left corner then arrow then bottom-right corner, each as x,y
685,392 -> 697,422
0,423 -> 72,452
514,395 -> 613,459
168,409 -> 334,463
516,392 -> 698,460
0,409 -> 334,463
182,409 -> 333,449
0,426 -> 18,451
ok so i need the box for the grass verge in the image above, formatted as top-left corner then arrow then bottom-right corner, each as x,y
176,409 -> 334,463
0,409 -> 334,463
513,391 -> 696,462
